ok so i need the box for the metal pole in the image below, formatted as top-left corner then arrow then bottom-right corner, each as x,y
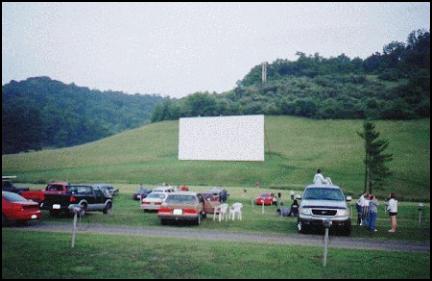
71,211 -> 78,248
262,201 -> 265,214
323,227 -> 329,267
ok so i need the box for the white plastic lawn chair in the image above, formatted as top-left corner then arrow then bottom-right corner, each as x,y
213,203 -> 229,222
229,202 -> 243,221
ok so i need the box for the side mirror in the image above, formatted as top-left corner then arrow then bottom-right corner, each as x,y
346,196 -> 352,202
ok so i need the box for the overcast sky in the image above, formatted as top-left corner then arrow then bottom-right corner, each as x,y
2,2 -> 430,98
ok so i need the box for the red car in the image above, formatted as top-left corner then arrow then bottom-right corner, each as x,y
2,191 -> 41,226
22,181 -> 70,204
255,192 -> 277,206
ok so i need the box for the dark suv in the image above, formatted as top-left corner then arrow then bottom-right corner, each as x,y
42,184 -> 113,216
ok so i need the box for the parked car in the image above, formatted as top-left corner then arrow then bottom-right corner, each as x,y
132,186 -> 153,200
178,185 -> 190,191
208,187 -> 229,203
255,192 -> 277,206
297,184 -> 352,235
41,184 -> 113,216
141,192 -> 168,211
2,177 -> 46,202
153,186 -> 175,193
158,192 -> 207,225
198,192 -> 222,214
2,191 -> 41,226
2,178 -> 30,193
94,183 -> 119,197
44,181 -> 70,194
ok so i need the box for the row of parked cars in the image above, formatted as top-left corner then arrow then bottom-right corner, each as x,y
2,178 -> 118,226
134,185 -> 229,225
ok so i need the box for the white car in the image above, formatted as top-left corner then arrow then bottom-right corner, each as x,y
152,186 -> 175,193
141,192 -> 168,211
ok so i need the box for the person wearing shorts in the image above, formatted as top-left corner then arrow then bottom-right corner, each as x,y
387,193 -> 398,233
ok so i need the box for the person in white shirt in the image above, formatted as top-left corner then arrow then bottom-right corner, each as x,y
313,169 -> 332,185
356,192 -> 370,226
356,192 -> 368,225
387,193 -> 398,233
363,195 -> 371,226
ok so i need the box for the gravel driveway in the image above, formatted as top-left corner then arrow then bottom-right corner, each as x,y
9,222 -> 430,253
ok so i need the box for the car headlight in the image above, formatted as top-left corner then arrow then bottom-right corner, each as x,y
300,208 -> 312,216
337,209 -> 349,216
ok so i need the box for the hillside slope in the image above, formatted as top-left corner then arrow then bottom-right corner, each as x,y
2,77 -> 163,154
2,116 -> 430,200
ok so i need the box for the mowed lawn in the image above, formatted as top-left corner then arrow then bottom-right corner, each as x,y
2,116 -> 430,201
2,229 -> 430,279
33,184 -> 430,242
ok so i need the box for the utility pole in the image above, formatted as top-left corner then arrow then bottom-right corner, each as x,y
261,61 -> 267,84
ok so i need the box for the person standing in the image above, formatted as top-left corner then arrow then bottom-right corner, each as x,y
288,199 -> 299,217
358,192 -> 369,226
387,193 -> 398,233
356,192 -> 366,225
363,193 -> 370,227
367,194 -> 379,232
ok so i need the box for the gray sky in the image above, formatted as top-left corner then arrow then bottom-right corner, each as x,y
2,2 -> 430,98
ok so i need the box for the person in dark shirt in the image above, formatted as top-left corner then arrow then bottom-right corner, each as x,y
288,199 -> 299,217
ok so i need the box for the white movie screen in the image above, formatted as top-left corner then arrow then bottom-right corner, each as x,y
178,115 -> 264,161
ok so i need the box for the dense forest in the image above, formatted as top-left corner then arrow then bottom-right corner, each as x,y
151,29 -> 430,122
2,77 -> 163,154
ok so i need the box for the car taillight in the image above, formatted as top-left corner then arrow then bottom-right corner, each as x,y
70,196 -> 77,203
142,201 -> 149,204
183,208 -> 198,214
158,207 -> 172,213
155,202 -> 161,205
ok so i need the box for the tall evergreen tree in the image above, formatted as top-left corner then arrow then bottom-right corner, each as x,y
357,121 -> 393,194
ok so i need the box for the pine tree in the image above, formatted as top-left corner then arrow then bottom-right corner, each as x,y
357,121 -> 393,194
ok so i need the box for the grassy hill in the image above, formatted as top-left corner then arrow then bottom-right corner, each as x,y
2,116 -> 430,201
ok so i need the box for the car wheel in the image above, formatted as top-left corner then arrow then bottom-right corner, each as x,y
341,224 -> 352,236
297,221 -> 307,234
103,202 -> 112,215
161,219 -> 167,225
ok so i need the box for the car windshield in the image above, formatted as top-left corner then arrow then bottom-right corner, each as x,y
3,192 -> 28,202
165,195 -> 197,204
46,184 -> 65,191
260,193 -> 271,197
303,188 -> 345,201
147,193 -> 165,199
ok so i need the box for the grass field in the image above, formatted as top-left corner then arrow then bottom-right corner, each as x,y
27,184 -> 430,242
2,116 -> 430,201
2,229 -> 430,279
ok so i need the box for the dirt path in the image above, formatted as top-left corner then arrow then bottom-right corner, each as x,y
10,222 -> 430,253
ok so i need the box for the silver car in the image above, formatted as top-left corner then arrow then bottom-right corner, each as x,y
297,184 -> 352,235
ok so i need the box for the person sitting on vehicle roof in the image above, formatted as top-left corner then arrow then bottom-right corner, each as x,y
313,169 -> 333,185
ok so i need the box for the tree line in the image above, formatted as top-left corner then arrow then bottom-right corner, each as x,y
151,29 -> 430,122
2,77 -> 163,154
